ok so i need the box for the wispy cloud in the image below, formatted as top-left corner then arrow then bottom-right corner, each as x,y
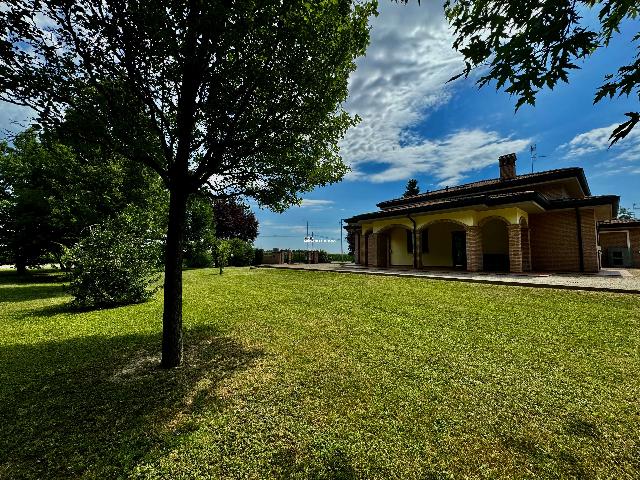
299,199 -> 334,209
561,123 -> 640,162
0,103 -> 33,136
340,2 -> 530,186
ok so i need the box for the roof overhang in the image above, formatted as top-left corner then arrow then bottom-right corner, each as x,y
344,193 -> 619,225
344,191 -> 547,224
376,168 -> 592,210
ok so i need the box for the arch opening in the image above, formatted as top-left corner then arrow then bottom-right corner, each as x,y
385,225 -> 413,267
481,218 -> 510,271
419,220 -> 467,269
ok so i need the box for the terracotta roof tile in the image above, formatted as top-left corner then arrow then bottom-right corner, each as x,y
377,167 -> 588,209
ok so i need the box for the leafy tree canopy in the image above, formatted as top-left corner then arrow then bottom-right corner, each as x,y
0,128 -> 166,272
0,0 -> 377,367
399,0 -> 639,145
403,178 -> 420,197
617,206 -> 635,219
212,198 -> 259,242
0,0 -> 375,208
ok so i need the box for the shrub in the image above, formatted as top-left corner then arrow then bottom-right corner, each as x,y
183,195 -> 216,268
184,247 -> 213,268
228,238 -> 255,266
65,217 -> 162,308
253,248 -> 264,266
328,253 -> 354,262
213,239 -> 231,274
317,250 -> 330,263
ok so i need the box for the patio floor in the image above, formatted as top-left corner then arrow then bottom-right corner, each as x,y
257,263 -> 640,294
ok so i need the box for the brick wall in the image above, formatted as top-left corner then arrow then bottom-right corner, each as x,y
466,226 -> 483,272
353,233 -> 360,264
529,209 -> 599,272
631,229 -> 640,266
599,228 -> 640,267
521,227 -> 532,272
579,209 -> 599,272
507,225 -> 523,273
367,233 -> 378,267
360,234 -> 367,265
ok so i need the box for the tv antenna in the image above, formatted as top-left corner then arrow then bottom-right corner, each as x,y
530,144 -> 547,173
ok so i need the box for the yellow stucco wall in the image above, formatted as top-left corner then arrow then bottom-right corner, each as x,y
421,222 -> 465,267
388,227 -> 413,266
365,207 -> 527,235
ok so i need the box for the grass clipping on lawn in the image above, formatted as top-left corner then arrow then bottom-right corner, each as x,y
0,268 -> 638,479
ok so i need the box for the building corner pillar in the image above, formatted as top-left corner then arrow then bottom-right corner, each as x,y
508,224 -> 523,273
368,233 -> 379,267
466,226 -> 483,272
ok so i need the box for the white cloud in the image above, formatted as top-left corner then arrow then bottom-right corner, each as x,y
561,122 -> 640,162
0,103 -> 34,136
299,199 -> 334,208
341,2 -> 530,186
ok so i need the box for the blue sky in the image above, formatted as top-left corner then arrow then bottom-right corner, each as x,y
254,2 -> 640,253
0,2 -> 638,254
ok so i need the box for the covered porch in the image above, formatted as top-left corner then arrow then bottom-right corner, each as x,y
352,208 -> 532,274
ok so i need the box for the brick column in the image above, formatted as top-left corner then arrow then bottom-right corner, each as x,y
466,226 -> 483,272
508,225 -> 523,273
521,227 -> 531,272
579,208 -> 599,273
360,234 -> 367,265
368,233 -> 379,267
353,233 -> 360,264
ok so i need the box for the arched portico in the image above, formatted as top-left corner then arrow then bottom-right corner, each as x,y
480,216 -> 510,272
376,224 -> 413,267
418,220 -> 468,269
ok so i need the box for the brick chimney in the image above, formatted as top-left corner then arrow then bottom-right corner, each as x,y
499,153 -> 517,180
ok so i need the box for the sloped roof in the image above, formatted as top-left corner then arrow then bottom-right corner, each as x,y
599,218 -> 640,229
377,167 -> 591,210
344,191 -> 619,224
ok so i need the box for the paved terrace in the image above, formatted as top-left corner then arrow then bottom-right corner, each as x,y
257,263 -> 640,294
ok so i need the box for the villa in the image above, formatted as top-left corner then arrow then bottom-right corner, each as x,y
345,154 -> 620,273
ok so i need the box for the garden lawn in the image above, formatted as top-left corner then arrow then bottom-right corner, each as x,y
1,268 -> 639,479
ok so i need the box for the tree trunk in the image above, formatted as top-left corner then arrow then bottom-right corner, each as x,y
15,252 -> 26,276
161,187 -> 188,368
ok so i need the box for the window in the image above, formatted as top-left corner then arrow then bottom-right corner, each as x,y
406,229 -> 413,254
421,229 -> 429,253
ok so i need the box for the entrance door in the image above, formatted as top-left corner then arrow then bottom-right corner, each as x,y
451,231 -> 467,269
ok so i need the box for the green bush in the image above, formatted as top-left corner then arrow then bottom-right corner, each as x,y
65,218 -> 162,308
184,248 -> 213,268
252,248 -> 264,265
328,253 -> 354,262
213,239 -> 231,274
317,250 -> 330,263
228,238 -> 255,266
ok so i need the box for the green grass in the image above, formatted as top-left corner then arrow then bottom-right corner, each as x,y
1,268 -> 639,479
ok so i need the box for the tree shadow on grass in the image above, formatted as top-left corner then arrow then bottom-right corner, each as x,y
0,269 -> 66,285
0,284 -> 68,303
0,325 -> 263,479
0,270 -> 68,303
